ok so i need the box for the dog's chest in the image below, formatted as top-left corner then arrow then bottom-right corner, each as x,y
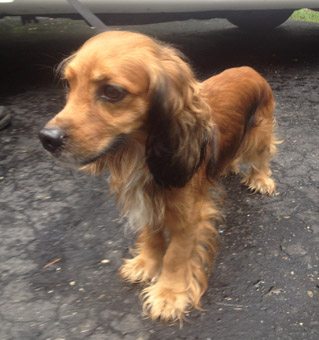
109,161 -> 165,231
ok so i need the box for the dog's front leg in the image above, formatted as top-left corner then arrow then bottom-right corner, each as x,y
119,226 -> 166,283
142,227 -> 197,323
142,194 -> 218,323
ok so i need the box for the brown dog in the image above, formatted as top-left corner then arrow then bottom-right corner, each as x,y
39,31 -> 277,323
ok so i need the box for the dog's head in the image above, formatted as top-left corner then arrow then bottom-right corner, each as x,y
39,31 -> 213,188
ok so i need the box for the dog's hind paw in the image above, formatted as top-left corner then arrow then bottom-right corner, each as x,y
219,162 -> 241,178
242,173 -> 276,196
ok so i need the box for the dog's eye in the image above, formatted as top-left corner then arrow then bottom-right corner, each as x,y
101,85 -> 127,102
61,78 -> 70,90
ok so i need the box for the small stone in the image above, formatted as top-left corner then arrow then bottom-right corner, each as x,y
101,259 -> 110,264
307,291 -> 314,298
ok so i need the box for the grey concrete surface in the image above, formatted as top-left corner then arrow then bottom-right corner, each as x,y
0,17 -> 319,340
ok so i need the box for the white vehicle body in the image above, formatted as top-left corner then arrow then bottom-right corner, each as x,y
0,0 -> 318,30
0,1 -> 318,15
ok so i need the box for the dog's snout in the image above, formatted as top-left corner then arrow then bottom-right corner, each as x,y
38,127 -> 66,153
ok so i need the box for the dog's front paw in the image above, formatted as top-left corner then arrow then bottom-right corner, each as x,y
141,283 -> 191,323
119,255 -> 161,283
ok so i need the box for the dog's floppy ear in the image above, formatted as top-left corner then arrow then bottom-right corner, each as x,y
145,52 -> 213,189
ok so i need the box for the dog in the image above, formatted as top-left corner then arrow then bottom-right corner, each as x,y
39,31 -> 277,323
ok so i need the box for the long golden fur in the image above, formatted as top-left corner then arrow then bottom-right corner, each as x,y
39,31 -> 278,323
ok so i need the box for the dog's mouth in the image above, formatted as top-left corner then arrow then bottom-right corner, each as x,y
62,133 -> 130,168
79,133 -> 129,166
39,126 -> 129,167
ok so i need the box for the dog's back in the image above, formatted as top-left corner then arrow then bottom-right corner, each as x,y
203,66 -> 276,180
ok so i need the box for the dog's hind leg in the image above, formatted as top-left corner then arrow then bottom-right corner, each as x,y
119,226 -> 166,283
240,116 -> 278,196
235,85 -> 278,196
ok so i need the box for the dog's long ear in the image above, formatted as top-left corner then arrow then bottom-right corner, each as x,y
145,49 -> 213,188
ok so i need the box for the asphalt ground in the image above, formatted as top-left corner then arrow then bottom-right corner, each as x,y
0,17 -> 319,340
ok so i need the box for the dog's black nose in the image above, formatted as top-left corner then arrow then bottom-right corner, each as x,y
38,127 -> 66,153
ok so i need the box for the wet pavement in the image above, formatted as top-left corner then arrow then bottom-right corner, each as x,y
0,17 -> 319,340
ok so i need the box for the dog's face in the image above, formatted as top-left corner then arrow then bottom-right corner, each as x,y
39,31 -> 157,166
39,31 -> 213,188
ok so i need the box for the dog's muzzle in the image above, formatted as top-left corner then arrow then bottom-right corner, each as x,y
38,127 -> 66,154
